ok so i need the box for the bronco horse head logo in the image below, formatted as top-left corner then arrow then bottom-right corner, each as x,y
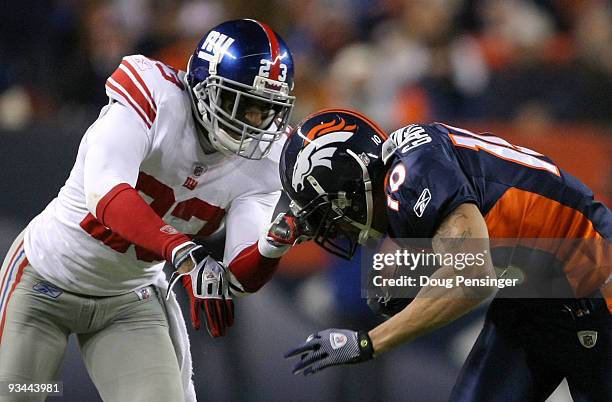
292,118 -> 356,192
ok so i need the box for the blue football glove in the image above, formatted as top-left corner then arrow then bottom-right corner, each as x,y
284,329 -> 374,376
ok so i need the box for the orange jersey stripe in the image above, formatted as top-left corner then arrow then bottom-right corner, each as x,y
485,188 -> 610,297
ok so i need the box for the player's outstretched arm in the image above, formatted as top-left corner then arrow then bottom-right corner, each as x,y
223,193 -> 309,295
285,203 -> 497,375
368,203 -> 496,355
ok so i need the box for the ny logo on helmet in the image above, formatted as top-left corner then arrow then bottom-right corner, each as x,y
291,118 -> 356,192
198,31 -> 235,64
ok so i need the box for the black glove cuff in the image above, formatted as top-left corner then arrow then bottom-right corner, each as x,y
357,330 -> 375,362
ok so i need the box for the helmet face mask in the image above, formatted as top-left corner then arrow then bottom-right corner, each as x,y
291,193 -> 363,259
186,20 -> 295,160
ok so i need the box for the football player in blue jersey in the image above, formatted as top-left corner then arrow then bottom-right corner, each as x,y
280,109 -> 611,401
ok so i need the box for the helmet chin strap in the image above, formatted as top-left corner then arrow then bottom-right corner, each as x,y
194,118 -> 217,154
346,149 -> 383,243
183,71 -> 217,155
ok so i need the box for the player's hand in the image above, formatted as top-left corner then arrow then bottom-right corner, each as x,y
167,245 -> 234,337
266,211 -> 313,247
284,329 -> 374,376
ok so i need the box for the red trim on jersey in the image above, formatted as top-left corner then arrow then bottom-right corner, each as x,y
105,80 -> 152,128
0,240 -> 23,301
106,60 -> 157,128
113,64 -> 157,117
96,183 -> 190,262
121,60 -> 156,109
256,21 -> 282,80
0,257 -> 28,344
228,241 -> 280,292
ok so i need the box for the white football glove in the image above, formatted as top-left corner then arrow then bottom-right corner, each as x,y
167,246 -> 234,337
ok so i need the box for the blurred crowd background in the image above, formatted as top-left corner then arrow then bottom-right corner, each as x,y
1,1 -> 611,401
2,0 -> 612,128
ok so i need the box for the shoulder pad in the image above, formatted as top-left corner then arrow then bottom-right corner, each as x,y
105,55 -> 185,129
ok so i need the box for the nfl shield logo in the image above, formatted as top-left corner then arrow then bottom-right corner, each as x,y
577,330 -> 597,348
193,164 -> 206,177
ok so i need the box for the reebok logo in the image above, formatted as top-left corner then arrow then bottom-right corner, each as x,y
413,188 -> 431,217
33,282 -> 63,299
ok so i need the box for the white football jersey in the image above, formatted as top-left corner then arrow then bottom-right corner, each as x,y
24,55 -> 284,296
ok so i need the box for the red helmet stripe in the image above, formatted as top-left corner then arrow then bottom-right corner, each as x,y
254,20 -> 282,81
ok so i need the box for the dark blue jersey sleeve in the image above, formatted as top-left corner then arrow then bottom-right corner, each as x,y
385,147 -> 479,238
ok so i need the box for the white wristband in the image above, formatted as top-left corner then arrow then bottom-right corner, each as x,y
257,231 -> 291,259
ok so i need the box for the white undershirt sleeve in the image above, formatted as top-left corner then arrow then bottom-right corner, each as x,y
222,190 -> 281,266
83,102 -> 151,217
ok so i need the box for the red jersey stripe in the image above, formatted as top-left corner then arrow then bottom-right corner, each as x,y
0,257 -> 28,344
117,64 -> 157,114
0,240 -> 23,304
120,60 -> 156,112
108,65 -> 156,125
105,79 -> 153,128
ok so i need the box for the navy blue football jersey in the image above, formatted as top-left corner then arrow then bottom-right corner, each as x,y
383,122 -> 611,297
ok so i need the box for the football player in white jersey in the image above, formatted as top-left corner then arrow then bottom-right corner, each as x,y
0,19 -> 299,402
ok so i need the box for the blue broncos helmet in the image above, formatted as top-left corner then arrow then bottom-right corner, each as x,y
186,19 -> 295,159
280,109 -> 389,259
